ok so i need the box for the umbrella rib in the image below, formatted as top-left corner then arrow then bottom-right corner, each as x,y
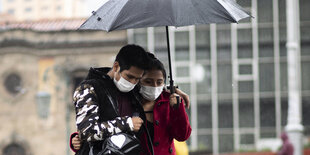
217,0 -> 250,22
106,0 -> 130,31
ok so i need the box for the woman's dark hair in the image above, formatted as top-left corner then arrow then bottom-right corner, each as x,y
115,44 -> 149,72
146,52 -> 167,82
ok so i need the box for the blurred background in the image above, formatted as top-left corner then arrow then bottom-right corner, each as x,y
0,0 -> 309,155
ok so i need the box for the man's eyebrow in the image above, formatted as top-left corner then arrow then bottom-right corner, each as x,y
127,74 -> 142,79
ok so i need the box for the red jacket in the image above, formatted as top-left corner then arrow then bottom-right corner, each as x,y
140,91 -> 192,155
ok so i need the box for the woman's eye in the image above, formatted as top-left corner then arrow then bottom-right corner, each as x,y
157,82 -> 163,85
145,81 -> 152,84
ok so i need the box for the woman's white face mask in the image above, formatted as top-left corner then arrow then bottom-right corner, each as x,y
114,75 -> 136,92
139,85 -> 164,101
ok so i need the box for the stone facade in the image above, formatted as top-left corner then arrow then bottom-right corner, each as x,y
0,28 -> 127,155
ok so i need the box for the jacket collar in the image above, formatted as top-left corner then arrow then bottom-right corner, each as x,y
85,67 -> 112,80
156,91 -> 170,103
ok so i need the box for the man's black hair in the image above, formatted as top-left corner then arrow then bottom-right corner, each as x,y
145,52 -> 167,82
115,44 -> 150,72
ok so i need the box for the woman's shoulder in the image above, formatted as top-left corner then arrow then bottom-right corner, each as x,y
157,90 -> 170,102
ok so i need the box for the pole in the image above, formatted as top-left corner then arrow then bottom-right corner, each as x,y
166,26 -> 174,92
285,0 -> 303,155
165,26 -> 179,108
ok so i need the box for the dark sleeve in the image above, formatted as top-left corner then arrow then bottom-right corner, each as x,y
169,98 -> 192,141
73,83 -> 134,142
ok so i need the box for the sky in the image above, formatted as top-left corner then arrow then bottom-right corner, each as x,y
0,0 -> 2,12
84,0 -> 108,17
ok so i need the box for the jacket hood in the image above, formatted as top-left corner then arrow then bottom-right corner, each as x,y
85,67 -> 112,80
281,132 -> 288,141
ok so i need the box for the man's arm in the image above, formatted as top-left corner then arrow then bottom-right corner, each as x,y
73,83 -> 134,142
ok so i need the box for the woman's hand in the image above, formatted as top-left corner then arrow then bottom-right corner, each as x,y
72,135 -> 81,150
175,88 -> 190,109
169,93 -> 181,107
166,87 -> 190,109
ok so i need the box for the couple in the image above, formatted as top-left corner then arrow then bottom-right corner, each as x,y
71,44 -> 191,155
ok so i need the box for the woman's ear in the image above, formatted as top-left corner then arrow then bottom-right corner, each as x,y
112,61 -> 120,72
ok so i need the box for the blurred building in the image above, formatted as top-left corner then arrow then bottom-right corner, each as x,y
1,0 -> 88,21
128,0 -> 310,153
0,19 -> 127,155
0,13 -> 14,23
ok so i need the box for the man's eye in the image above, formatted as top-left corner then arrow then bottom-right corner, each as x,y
127,75 -> 134,79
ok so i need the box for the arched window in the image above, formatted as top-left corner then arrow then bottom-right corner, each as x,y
3,143 -> 26,155
4,73 -> 23,95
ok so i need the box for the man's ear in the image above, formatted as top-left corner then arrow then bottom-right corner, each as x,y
112,61 -> 120,72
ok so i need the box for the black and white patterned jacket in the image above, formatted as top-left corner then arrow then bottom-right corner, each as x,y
73,67 -> 143,144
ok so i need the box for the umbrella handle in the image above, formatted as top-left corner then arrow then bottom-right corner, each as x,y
166,26 -> 179,109
168,82 -> 180,109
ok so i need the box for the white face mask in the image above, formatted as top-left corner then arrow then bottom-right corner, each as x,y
113,74 -> 136,92
139,85 -> 164,101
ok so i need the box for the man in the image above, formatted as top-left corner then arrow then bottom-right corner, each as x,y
73,44 -> 149,154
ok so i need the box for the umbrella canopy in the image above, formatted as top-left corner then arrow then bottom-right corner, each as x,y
78,0 -> 251,106
79,0 -> 250,31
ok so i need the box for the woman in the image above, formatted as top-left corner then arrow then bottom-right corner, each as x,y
71,54 -> 191,155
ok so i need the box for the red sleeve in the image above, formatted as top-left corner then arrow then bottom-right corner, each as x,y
169,98 -> 192,141
70,132 -> 79,153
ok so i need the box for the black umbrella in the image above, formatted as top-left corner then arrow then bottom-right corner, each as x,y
79,0 -> 250,96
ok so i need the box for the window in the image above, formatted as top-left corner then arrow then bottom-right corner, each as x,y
259,63 -> 275,92
175,31 -> 189,61
257,0 -> 273,23
196,25 -> 210,60
56,6 -> 62,11
7,9 -> 15,15
4,73 -> 22,95
218,103 -> 233,128
25,7 -> 32,12
3,143 -> 26,155
260,98 -> 276,127
218,64 -> 232,94
239,99 -> 255,127
198,135 -> 212,151
176,66 -> 189,77
133,28 -> 147,48
198,103 -> 212,128
301,62 -> 310,91
219,134 -> 234,153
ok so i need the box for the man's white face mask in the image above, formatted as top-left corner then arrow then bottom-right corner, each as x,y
113,73 -> 136,92
139,85 -> 164,101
